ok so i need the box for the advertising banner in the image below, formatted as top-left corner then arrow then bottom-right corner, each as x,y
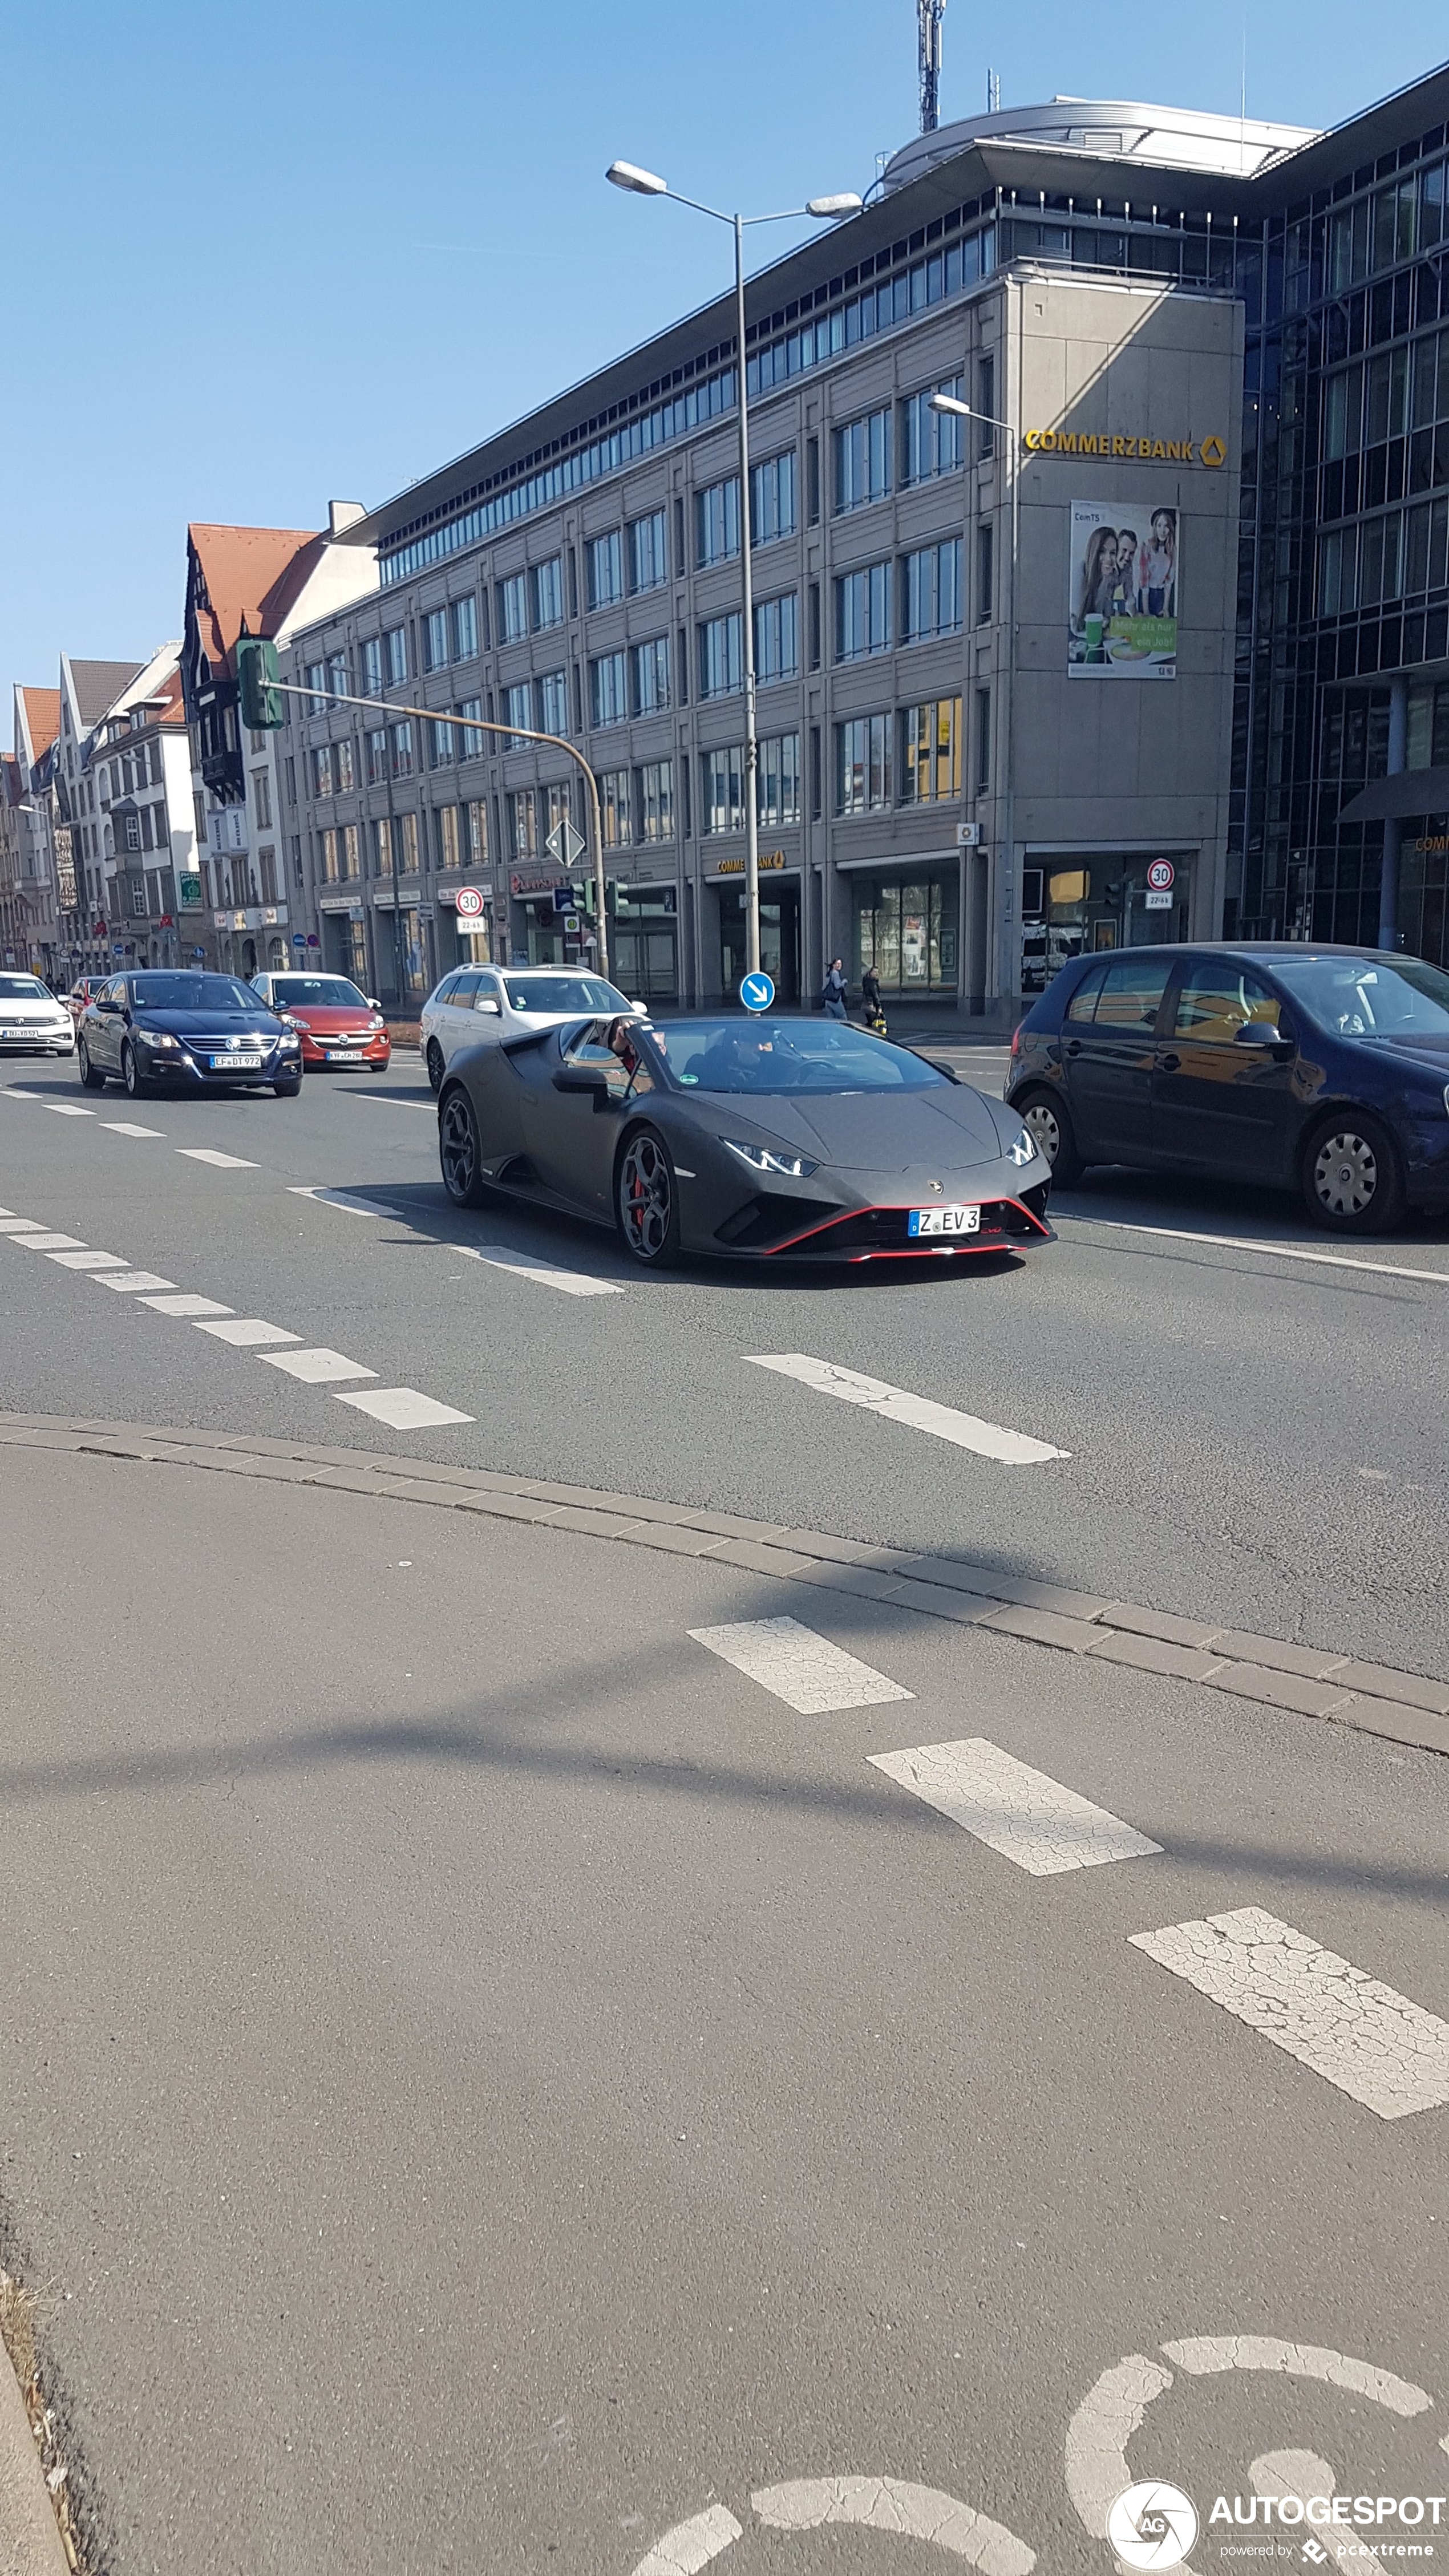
1068,498 -> 1178,678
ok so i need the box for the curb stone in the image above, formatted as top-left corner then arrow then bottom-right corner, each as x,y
1,1411 -> 1446,1760
0,2282 -> 70,2576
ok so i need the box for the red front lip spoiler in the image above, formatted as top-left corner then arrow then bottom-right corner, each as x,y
760,1198 -> 1054,1259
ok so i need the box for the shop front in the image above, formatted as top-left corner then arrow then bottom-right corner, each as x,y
714,857 -> 800,1002
321,902 -> 370,987
371,892 -> 433,1008
609,884 -> 678,1003
1018,852 -> 1194,993
845,862 -> 959,1010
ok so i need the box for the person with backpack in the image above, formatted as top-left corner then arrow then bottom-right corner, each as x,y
820,957 -> 848,1020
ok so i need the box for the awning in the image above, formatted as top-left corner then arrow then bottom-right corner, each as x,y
1337,765 -> 1449,823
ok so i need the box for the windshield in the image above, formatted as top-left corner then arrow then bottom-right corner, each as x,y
658,1018 -> 950,1095
1273,954 -> 1449,1038
131,975 -> 269,1014
270,976 -> 368,1008
503,975 -> 628,1014
0,974 -> 48,1000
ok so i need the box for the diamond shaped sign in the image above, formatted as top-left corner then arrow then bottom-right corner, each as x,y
545,817 -> 586,869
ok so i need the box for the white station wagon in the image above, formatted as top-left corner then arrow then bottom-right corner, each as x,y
420,966 -> 642,1093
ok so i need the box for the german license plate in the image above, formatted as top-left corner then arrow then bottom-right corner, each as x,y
209,1053 -> 262,1070
908,1204 -> 981,1237
328,1049 -> 364,1062
2,1028 -> 36,1040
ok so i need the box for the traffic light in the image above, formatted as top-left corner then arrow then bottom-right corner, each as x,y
236,635 -> 284,730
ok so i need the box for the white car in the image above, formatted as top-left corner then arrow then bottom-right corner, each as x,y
0,972 -> 75,1056
420,965 -> 642,1093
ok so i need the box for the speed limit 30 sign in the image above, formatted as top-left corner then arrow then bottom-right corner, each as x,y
1147,860 -> 1176,893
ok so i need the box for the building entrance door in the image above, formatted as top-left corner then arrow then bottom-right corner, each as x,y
719,883 -> 800,1002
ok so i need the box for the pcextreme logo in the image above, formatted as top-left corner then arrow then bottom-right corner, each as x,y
1025,427 -> 1228,466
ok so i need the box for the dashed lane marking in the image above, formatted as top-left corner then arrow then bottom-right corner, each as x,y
103,1121 -> 165,1139
747,1354 -> 1068,1465
333,1387 -> 473,1429
1131,1905 -> 1449,2119
689,1615 -> 914,1715
456,1243 -> 625,1298
44,1103 -> 93,1116
1060,1211 -> 1449,1289
0,1217 -> 46,1234
869,1737 -> 1161,1876
139,1293 -> 233,1318
47,1250 -> 128,1271
2,1088 -> 42,1098
94,1270 -> 177,1294
259,1347 -> 378,1384
192,1318 -> 302,1347
14,1232 -> 87,1253
288,1185 -> 406,1219
176,1148 -> 257,1170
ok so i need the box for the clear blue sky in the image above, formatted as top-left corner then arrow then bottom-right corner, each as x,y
3,0 -> 1446,721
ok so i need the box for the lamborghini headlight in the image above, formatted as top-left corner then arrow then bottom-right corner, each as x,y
724,1138 -> 819,1180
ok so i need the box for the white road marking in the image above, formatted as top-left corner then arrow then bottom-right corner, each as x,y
47,1250 -> 127,1270
176,1148 -> 257,1169
1161,2334 -> 1432,2416
193,1318 -> 302,1347
288,1185 -> 406,1219
1131,1906 -> 1449,2119
1252,2452 -> 1390,2576
1061,1212 -> 1449,1289
0,1217 -> 45,1234
747,1354 -> 1067,1465
3,1087 -> 42,1097
95,1270 -> 177,1293
458,1243 -> 625,1297
869,1739 -> 1161,1876
258,1347 -> 378,1383
752,2477 -> 1035,2570
333,1387 -> 473,1429
14,1232 -> 87,1252
630,2504 -> 743,2574
355,1094 -> 430,1110
689,1615 -> 913,1715
103,1121 -> 165,1139
44,1103 -> 93,1116
139,1293 -> 234,1318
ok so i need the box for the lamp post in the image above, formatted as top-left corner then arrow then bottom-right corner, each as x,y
930,391 -> 1019,1006
606,160 -> 861,986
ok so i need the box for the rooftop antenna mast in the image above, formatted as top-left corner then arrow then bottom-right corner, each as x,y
918,0 -> 945,133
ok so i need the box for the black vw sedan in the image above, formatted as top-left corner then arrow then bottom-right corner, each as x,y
1006,943 -> 1449,1232
439,1012 -> 1053,1266
76,971 -> 303,1098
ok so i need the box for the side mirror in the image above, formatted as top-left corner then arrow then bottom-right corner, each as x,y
552,1066 -> 610,1101
476,996 -> 501,1015
1234,1020 -> 1293,1056
629,998 -> 646,1012
367,998 -> 381,1012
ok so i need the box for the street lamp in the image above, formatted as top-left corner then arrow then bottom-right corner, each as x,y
930,392 -> 1019,1003
607,159 -> 862,985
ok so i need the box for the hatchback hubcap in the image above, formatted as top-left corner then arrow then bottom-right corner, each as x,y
620,1135 -> 671,1258
439,1095 -> 476,1198
1024,1102 -> 1061,1164
1314,1130 -> 1377,1215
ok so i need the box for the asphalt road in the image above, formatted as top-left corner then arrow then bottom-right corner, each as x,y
2,1441 -> 1444,2576
2,1050 -> 1448,1674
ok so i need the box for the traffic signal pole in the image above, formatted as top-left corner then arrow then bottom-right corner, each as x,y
261,676 -> 612,982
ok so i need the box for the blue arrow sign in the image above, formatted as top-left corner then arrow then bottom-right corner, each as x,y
739,970 -> 775,1014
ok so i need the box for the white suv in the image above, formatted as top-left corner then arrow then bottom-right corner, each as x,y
420,966 -> 641,1093
0,973 -> 76,1056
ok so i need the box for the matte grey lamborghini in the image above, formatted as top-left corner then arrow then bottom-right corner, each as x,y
436,1012 -> 1054,1267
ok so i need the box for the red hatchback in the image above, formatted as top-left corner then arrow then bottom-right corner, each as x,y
249,973 -> 391,1071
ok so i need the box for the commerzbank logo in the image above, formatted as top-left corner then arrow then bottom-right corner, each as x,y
1108,2481 -> 1201,2569
1024,426 -> 1228,466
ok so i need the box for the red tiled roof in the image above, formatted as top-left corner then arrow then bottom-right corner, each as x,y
18,687 -> 60,761
188,523 -> 326,678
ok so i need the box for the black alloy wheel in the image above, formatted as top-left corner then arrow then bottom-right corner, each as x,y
1300,1109 -> 1406,1234
77,1035 -> 106,1091
616,1124 -> 681,1266
1017,1087 -> 1083,1187
121,1040 -> 145,1098
439,1085 -> 488,1208
426,1038 -> 446,1095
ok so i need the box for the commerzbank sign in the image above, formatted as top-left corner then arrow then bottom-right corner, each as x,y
1026,428 -> 1227,467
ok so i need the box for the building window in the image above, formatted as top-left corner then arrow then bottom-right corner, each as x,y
900,538 -> 964,642
362,638 -> 384,694
589,651 -> 628,727
499,573 -> 528,642
698,613 -> 743,699
834,562 -> 892,660
532,558 -> 564,630
311,744 -> 334,797
629,507 -> 669,593
702,745 -> 746,834
258,847 -> 277,902
290,835 -> 302,888
396,812 -> 419,873
452,596 -> 478,661
436,805 -> 460,870
599,768 -> 633,846
455,696 -> 483,757
428,716 -> 455,768
630,635 -> 670,715
321,827 -> 339,884
503,683 -> 533,746
976,524 -> 994,623
252,768 -> 273,828
424,609 -> 449,671
637,759 -> 674,841
304,661 -> 326,714
366,728 -> 388,785
385,627 -> 408,683
756,732 -> 800,828
537,670 -> 569,734
975,687 -> 991,792
900,698 -> 961,805
588,530 -> 624,607
328,650 -> 349,700
508,789 -> 537,858
391,720 -> 414,779
754,594 -> 799,683
833,407 -> 892,512
836,715 -> 892,814
543,780 -> 574,843
752,452 -> 798,543
855,873 -> 958,994
339,823 -> 359,880
465,799 -> 489,864
900,378 -> 963,485
696,477 -> 740,566
976,354 -> 995,453
334,739 -> 355,793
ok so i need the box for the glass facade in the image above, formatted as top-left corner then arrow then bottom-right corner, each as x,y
853,871 -> 958,994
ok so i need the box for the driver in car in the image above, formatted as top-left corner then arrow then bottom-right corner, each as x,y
694,1027 -> 780,1090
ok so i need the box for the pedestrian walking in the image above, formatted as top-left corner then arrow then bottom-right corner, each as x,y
820,957 -> 848,1020
860,963 -> 886,1031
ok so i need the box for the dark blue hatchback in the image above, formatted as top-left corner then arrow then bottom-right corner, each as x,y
1005,943 -> 1449,1233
